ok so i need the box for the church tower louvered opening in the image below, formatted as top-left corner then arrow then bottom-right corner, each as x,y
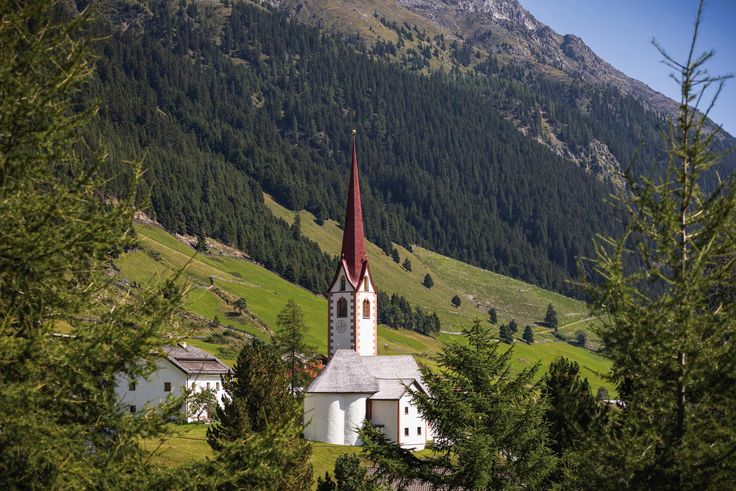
326,132 -> 377,357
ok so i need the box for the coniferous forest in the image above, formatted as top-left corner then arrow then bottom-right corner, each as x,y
89,1 -> 733,296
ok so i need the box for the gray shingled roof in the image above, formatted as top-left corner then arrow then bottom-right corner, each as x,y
307,349 -> 379,393
306,349 -> 427,398
164,344 -> 230,375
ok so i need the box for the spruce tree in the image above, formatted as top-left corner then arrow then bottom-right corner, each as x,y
206,340 -> 312,487
423,273 -> 434,288
541,357 -> 598,455
523,325 -> 535,344
544,303 -> 558,329
360,320 -> 556,489
579,4 -> 736,486
488,307 -> 498,324
0,2 -> 184,487
451,295 -> 461,307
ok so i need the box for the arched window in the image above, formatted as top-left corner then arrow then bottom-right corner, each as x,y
363,299 -> 371,319
340,276 -> 346,291
337,297 -> 348,318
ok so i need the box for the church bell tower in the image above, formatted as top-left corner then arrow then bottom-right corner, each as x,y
327,131 -> 377,357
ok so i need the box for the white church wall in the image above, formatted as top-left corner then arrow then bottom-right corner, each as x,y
343,394 -> 368,445
303,393 -> 368,445
330,291 -> 354,352
371,400 -> 399,443
354,271 -> 377,356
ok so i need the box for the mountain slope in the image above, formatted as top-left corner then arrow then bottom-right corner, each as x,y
92,0 -> 632,298
116,221 -> 612,391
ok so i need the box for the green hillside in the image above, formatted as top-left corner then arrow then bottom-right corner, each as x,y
116,221 -> 611,392
264,194 -> 600,340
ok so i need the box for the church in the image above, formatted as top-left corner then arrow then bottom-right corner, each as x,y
303,134 -> 433,450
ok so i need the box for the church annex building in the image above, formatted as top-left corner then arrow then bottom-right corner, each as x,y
303,135 -> 433,450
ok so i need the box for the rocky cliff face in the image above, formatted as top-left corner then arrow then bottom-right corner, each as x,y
398,0 -> 678,118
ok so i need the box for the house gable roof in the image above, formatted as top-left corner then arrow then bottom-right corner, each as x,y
165,344 -> 230,376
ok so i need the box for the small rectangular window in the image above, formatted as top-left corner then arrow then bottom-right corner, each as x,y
164,382 -> 171,392
206,382 -> 211,390
130,405 -> 136,414
417,427 -> 422,436
340,277 -> 346,291
404,427 -> 409,437
128,381 -> 136,391
216,382 -> 220,391
404,406 -> 409,415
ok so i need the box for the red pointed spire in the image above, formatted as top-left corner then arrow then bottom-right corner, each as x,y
340,130 -> 367,284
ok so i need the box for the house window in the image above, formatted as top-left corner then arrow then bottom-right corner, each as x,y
340,277 -> 346,291
404,428 -> 409,437
130,405 -> 137,414
128,381 -> 136,391
216,382 -> 220,391
164,382 -> 171,392
417,427 -> 422,436
363,299 -> 371,319
404,406 -> 409,415
337,297 -> 348,317
364,280 -> 369,292
206,382 -> 211,390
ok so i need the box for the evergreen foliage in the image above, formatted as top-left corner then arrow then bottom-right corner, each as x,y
523,325 -> 535,344
578,6 -> 736,486
206,340 -> 312,487
273,299 -> 313,394
488,307 -> 498,324
402,257 -> 412,271
377,291 -> 441,335
360,320 -> 556,488
391,248 -> 400,263
499,324 -> 514,344
86,1 -> 663,298
0,2 -> 184,487
451,295 -> 461,307
422,273 -> 434,289
544,303 -> 559,329
541,357 -> 599,456
508,318 -> 519,333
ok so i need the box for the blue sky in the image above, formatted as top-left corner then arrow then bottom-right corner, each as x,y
519,0 -> 736,136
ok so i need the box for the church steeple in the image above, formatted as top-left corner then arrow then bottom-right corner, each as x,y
327,130 -> 377,358
340,130 -> 367,285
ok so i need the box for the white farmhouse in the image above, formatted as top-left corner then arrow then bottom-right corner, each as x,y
116,343 -> 230,422
303,134 -> 433,450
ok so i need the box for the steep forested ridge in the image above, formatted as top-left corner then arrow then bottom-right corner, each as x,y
92,1 -> 632,296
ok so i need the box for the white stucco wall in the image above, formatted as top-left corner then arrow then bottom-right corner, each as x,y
355,271 -> 377,356
398,387 -> 428,450
116,360 -> 227,422
303,393 -> 369,445
329,265 -> 355,354
371,400 -> 399,444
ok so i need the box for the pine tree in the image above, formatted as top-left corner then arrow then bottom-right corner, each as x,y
508,318 -> 518,333
402,258 -> 412,271
523,325 -> 535,344
579,4 -> 736,486
206,340 -> 312,488
391,248 -> 400,263
273,299 -> 313,394
423,273 -> 434,288
544,303 -> 558,329
360,320 -> 556,488
451,295 -> 461,307
541,358 -> 599,456
488,307 -> 498,324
